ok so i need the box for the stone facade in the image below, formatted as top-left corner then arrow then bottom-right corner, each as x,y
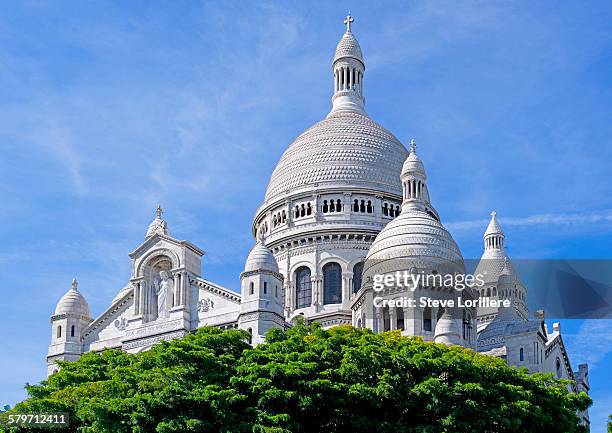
47,15 -> 589,429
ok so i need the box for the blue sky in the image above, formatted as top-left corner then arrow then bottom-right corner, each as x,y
1,1 -> 611,430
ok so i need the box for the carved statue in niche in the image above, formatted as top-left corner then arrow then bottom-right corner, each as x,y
153,270 -> 174,319
145,255 -> 174,321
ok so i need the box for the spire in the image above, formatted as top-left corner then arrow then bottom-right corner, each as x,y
483,211 -> 504,251
71,278 -> 78,291
330,14 -> 366,116
145,205 -> 169,239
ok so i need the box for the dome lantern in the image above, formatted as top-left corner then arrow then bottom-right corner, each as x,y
484,211 -> 504,251
400,139 -> 433,212
330,14 -> 366,115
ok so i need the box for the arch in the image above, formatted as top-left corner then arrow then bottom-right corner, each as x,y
323,262 -> 342,304
336,199 -> 342,211
136,248 -> 181,277
366,200 -> 373,213
352,261 -> 364,294
306,203 -> 312,215
323,200 -> 329,213
519,347 -> 524,362
382,306 -> 391,331
396,306 -> 405,331
423,306 -> 432,332
360,200 -> 366,213
295,266 -> 312,309
353,199 -> 359,212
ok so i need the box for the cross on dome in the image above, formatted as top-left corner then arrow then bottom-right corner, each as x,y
344,13 -> 354,32
156,205 -> 163,218
71,278 -> 78,290
491,210 -> 497,218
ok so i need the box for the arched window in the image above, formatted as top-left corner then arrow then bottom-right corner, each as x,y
360,200 -> 366,213
249,282 -> 254,295
383,306 -> 391,331
323,262 -> 342,304
329,200 -> 335,212
353,199 -> 359,212
463,310 -> 472,341
519,347 -> 524,362
423,306 -> 432,331
306,203 -> 312,215
295,267 -> 312,309
352,262 -> 364,294
383,203 -> 389,216
396,307 -> 405,331
70,325 -> 75,337
336,199 -> 342,211
323,200 -> 329,213
57,326 -> 62,338
263,281 -> 267,294
366,200 -> 373,213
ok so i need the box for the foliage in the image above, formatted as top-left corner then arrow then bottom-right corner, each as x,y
1,323 -> 590,433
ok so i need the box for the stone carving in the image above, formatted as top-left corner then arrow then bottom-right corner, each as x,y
198,298 -> 215,313
153,270 -> 174,319
114,317 -> 129,331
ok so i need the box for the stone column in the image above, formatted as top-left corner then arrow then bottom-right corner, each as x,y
342,272 -> 352,308
389,306 -> 397,330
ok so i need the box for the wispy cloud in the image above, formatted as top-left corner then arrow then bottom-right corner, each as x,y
447,210 -> 612,233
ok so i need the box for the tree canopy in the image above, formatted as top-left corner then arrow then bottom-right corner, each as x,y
2,323 -> 590,433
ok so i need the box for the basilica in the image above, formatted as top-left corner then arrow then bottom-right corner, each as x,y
47,16 -> 589,427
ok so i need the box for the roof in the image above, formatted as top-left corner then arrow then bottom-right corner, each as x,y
54,278 -> 91,317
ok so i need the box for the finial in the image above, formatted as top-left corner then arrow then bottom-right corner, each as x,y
490,210 -> 497,219
71,278 -> 78,290
344,13 -> 354,32
410,138 -> 417,153
156,205 -> 163,218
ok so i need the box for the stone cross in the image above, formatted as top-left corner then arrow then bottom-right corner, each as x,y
344,14 -> 354,32
410,138 -> 417,153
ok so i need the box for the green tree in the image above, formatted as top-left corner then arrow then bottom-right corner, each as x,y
1,323 -> 590,433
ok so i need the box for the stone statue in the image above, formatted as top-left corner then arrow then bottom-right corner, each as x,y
154,270 -> 173,319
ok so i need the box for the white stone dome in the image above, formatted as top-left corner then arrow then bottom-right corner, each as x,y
334,31 -> 364,64
244,242 -> 279,273
363,209 -> 465,280
264,111 -> 408,202
54,278 -> 91,317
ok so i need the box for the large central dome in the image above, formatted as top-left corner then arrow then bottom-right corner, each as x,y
264,110 -> 408,202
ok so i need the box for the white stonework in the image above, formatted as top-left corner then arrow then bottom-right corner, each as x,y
46,15 -> 589,427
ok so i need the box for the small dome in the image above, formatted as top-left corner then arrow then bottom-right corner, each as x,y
146,205 -> 169,239
484,211 -> 503,237
363,208 -> 465,284
401,141 -> 425,178
244,241 -> 279,273
434,311 -> 462,346
333,30 -> 364,64
54,278 -> 91,317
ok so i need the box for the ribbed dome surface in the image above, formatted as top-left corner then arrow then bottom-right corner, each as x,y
334,31 -> 364,63
244,242 -> 279,273
264,111 -> 408,201
363,209 -> 465,280
55,281 -> 91,317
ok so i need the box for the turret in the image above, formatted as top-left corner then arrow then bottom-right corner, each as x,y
330,14 -> 366,115
47,278 -> 92,375
238,234 -> 285,344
